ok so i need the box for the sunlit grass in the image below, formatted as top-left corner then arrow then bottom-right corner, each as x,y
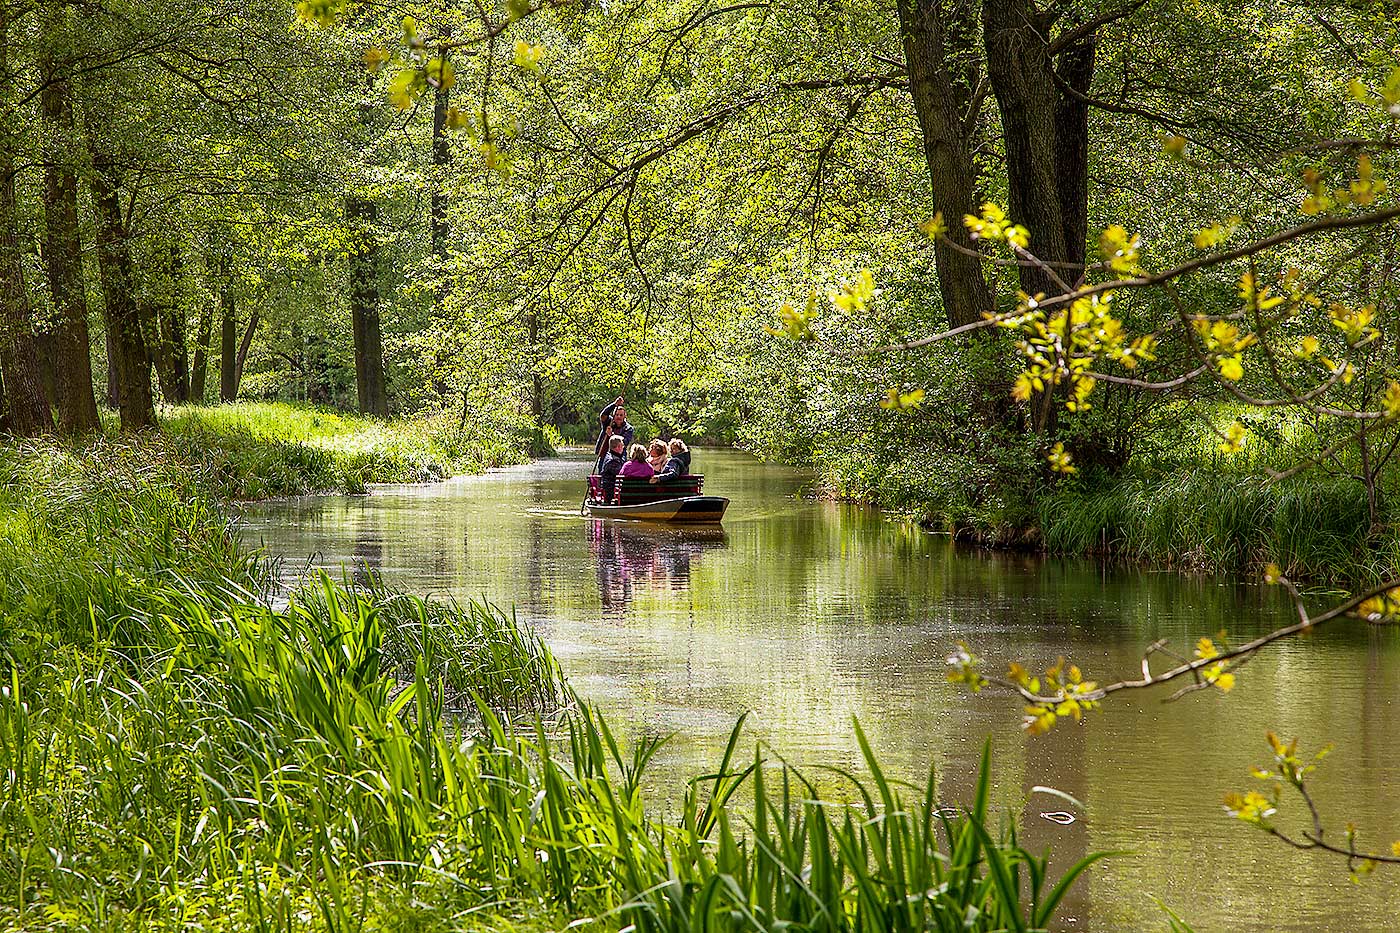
157,401 -> 548,497
1037,469 -> 1383,579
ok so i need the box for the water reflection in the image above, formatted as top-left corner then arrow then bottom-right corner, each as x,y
588,520 -> 727,616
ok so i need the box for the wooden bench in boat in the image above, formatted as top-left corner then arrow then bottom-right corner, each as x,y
589,475 -> 704,504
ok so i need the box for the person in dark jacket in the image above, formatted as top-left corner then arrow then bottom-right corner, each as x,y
650,439 -> 689,484
668,438 -> 691,473
594,396 -> 635,471
598,435 -> 626,502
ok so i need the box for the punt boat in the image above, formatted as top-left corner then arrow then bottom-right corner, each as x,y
584,475 -> 729,523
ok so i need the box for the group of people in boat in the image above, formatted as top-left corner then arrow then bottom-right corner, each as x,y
593,396 -> 693,502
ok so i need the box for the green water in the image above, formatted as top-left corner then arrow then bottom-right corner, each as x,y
240,449 -> 1400,932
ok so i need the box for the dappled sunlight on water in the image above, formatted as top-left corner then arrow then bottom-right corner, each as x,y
241,449 -> 1400,932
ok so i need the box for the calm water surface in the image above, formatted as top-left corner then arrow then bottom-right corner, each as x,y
240,450 -> 1400,932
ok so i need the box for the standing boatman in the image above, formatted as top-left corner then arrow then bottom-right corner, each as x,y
594,395 -> 635,472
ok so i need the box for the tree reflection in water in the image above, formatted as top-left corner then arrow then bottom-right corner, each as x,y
588,520 -> 728,617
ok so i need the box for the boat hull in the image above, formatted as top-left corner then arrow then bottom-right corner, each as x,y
585,495 -> 729,523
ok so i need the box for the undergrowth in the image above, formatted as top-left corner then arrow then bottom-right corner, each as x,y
808,400 -> 1399,581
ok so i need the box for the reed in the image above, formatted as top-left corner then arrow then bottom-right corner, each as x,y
1038,468 -> 1380,579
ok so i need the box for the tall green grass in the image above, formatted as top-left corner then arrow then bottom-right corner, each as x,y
1037,469 -> 1392,580
1,649 -> 1099,932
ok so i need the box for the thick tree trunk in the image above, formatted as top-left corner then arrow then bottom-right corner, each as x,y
981,0 -> 1096,286
190,298 -> 213,402
40,51 -> 100,433
895,0 -> 993,329
219,284 -> 237,402
1054,37 -> 1095,273
0,160 -> 55,437
982,0 -> 1099,436
347,195 -> 388,416
90,163 -> 155,431
0,11 -> 54,437
983,0 -> 1067,298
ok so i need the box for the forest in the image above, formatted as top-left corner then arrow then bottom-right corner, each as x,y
4,0 -> 1400,929
6,0 -> 1400,572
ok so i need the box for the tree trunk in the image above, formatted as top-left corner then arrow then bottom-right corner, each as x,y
151,241 -> 190,403
1054,36 -> 1095,273
90,162 -> 155,431
527,308 -> 543,422
104,325 -> 120,408
39,45 -> 100,434
895,0 -> 993,329
983,0 -> 1067,298
981,0 -> 1101,435
233,308 -> 260,393
0,9 -> 54,437
167,248 -> 191,402
0,159 -> 55,437
430,68 -> 451,316
190,297 -> 213,403
219,283 -> 237,402
980,0 -> 1097,286
138,293 -> 169,399
347,195 -> 388,416
34,331 -> 58,410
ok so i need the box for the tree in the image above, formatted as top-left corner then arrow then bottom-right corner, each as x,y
0,5 -> 53,437
348,195 -> 388,416
38,12 -> 100,434
89,149 -> 157,431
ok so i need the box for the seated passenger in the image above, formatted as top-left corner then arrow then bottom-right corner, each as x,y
599,435 -> 626,502
646,439 -> 668,472
668,438 -> 691,474
650,444 -> 688,484
620,443 -> 655,479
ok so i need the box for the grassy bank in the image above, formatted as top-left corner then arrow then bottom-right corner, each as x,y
1032,469 -> 1392,580
158,402 -> 556,497
810,405 -> 1396,583
0,440 -> 1104,930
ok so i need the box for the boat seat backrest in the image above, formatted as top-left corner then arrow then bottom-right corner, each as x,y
614,475 -> 703,504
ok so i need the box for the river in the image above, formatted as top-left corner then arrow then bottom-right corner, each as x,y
239,449 -> 1400,931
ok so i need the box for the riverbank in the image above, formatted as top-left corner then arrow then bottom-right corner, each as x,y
807,412 -> 1395,584
0,439 -> 1105,931
156,401 -> 555,497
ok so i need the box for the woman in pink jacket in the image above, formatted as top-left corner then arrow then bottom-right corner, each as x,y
620,443 -> 655,479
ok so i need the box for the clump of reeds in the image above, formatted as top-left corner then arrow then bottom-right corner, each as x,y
1038,468 -> 1379,579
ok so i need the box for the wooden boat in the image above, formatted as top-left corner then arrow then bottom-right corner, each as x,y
584,475 -> 729,523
